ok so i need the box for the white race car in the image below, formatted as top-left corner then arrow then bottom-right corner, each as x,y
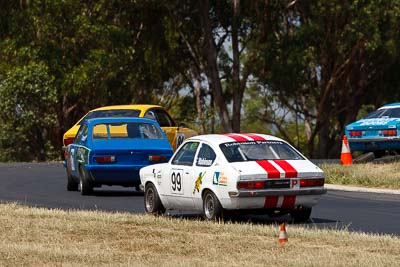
140,133 -> 327,222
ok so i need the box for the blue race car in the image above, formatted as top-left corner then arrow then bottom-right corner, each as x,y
345,102 -> 400,155
64,117 -> 173,195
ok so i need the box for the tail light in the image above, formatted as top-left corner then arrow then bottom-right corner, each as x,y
349,131 -> 362,137
64,138 -> 74,146
381,129 -> 397,136
238,181 -> 265,189
300,178 -> 324,188
149,155 -> 167,162
96,156 -> 116,163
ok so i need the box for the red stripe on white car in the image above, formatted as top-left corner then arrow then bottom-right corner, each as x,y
257,159 -> 299,209
264,196 -> 279,209
242,133 -> 266,141
256,160 -> 279,208
274,160 -> 298,208
224,133 -> 249,142
256,160 -> 280,178
273,160 -> 297,178
281,195 -> 296,209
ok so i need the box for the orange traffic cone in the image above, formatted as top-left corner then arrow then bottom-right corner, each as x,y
278,223 -> 288,244
340,135 -> 353,165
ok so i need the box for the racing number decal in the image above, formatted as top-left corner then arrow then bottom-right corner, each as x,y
170,169 -> 184,195
176,133 -> 185,149
171,172 -> 182,191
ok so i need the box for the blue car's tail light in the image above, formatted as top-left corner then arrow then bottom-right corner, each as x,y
96,156 -> 116,163
148,155 -> 167,162
349,130 -> 362,137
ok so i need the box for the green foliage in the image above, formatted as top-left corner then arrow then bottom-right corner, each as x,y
0,63 -> 58,161
0,0 -> 399,161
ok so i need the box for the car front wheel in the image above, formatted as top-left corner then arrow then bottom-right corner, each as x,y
79,165 -> 93,195
144,183 -> 165,215
202,190 -> 223,221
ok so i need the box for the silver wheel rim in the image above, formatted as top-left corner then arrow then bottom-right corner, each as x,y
204,194 -> 214,219
146,187 -> 155,212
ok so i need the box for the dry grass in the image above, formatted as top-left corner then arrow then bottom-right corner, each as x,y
0,203 -> 399,266
322,162 -> 400,189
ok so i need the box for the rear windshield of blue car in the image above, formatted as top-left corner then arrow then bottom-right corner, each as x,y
79,109 -> 141,125
219,140 -> 305,162
92,122 -> 164,140
364,108 -> 400,119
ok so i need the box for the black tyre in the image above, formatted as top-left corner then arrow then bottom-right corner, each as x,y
202,190 -> 223,221
144,183 -> 165,215
290,207 -> 312,223
67,171 -> 79,191
79,165 -> 93,195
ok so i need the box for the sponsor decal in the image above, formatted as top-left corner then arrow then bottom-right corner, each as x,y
222,140 -> 283,148
212,172 -> 228,186
193,171 -> 206,194
358,118 -> 400,126
197,157 -> 213,166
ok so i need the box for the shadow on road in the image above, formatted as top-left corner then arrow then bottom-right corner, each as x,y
91,189 -> 144,197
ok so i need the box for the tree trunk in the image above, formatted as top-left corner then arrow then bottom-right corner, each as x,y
231,0 -> 241,132
199,0 -> 232,133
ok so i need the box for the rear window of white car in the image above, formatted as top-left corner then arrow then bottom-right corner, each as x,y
219,140 -> 304,162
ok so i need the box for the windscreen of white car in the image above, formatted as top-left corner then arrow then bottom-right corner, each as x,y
364,107 -> 400,119
220,140 -> 305,162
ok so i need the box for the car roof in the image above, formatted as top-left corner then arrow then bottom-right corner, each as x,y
90,104 -> 162,112
186,133 -> 286,146
84,117 -> 158,126
380,102 -> 400,109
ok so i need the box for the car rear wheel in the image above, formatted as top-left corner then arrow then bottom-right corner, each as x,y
202,190 -> 223,221
144,183 -> 165,215
67,171 -> 78,191
290,207 -> 312,223
79,165 -> 93,195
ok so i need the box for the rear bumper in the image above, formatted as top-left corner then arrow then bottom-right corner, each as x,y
228,187 -> 327,198
348,138 -> 400,151
85,164 -> 143,185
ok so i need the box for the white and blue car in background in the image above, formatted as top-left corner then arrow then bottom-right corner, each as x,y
345,102 -> 400,156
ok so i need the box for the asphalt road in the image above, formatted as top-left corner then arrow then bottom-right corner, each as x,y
0,162 -> 399,236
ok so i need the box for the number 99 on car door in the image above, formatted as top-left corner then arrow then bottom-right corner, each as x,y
170,169 -> 184,195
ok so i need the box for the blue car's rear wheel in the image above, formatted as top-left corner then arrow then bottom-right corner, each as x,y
79,165 -> 93,195
67,170 -> 78,191
145,183 -> 165,215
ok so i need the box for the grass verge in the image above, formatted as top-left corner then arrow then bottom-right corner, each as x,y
0,203 -> 399,266
321,162 -> 400,190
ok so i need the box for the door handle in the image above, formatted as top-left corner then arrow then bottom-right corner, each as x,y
185,172 -> 189,174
